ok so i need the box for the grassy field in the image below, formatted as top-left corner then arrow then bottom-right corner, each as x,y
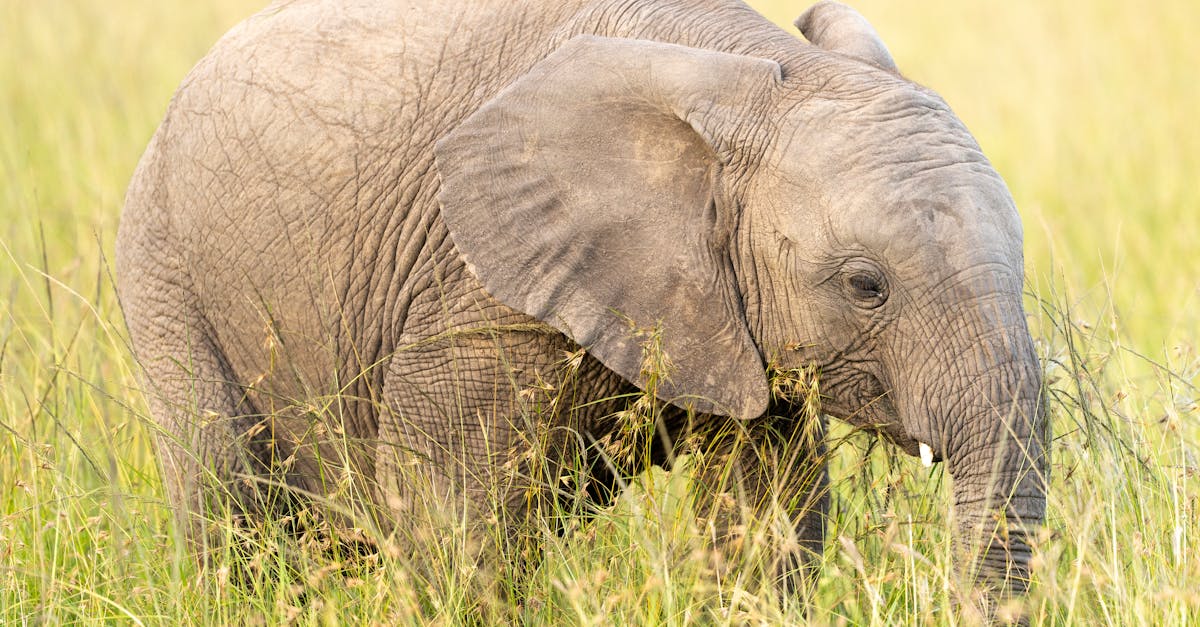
1,0 -> 1197,624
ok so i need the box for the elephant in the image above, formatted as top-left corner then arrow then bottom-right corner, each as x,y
116,0 -> 1047,603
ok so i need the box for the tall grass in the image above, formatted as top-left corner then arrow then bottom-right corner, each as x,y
1,0 -> 1196,624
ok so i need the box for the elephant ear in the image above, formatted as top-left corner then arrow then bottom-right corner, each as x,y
795,1 -> 898,72
434,35 -> 781,419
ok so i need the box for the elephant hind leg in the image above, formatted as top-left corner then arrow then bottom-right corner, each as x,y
124,279 -> 285,561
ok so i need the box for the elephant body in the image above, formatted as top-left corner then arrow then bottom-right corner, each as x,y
119,0 -> 764,530
118,0 -> 1046,596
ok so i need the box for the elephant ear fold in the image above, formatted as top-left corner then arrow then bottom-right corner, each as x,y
434,35 -> 780,419
795,1 -> 898,72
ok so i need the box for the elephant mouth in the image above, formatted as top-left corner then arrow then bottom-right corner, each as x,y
883,419 -> 943,464
879,427 -> 941,463
825,371 -> 944,464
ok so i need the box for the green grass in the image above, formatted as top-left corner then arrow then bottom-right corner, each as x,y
1,0 -> 1197,623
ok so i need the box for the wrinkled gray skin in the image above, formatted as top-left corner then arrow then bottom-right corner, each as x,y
117,0 -> 1046,599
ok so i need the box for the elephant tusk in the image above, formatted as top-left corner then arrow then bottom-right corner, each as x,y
919,442 -> 934,467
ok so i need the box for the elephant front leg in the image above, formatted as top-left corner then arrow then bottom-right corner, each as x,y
682,411 -> 830,601
376,324 -> 602,559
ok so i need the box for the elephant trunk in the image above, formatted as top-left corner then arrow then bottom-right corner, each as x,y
942,334 -> 1048,596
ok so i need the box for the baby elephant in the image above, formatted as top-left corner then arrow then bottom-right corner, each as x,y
118,0 -> 1046,602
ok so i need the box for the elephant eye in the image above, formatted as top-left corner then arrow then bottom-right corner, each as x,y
845,272 -> 888,307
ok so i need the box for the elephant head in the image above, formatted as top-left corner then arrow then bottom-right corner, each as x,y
434,3 -> 1046,596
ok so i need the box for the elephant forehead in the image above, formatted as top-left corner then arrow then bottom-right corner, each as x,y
871,176 -> 1018,239
753,84 -> 1026,269
844,180 -> 1024,266
765,154 -> 1019,241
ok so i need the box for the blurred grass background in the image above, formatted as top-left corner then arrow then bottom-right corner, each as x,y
1,0 -> 1197,623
